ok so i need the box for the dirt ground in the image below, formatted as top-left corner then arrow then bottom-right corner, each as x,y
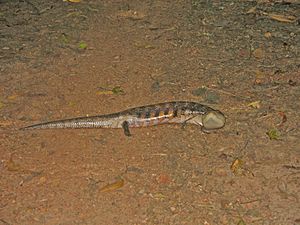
1,0 -> 300,224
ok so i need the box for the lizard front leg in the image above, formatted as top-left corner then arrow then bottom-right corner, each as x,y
181,116 -> 197,129
122,121 -> 131,137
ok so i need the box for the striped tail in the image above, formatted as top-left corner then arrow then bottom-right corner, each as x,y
21,115 -> 116,130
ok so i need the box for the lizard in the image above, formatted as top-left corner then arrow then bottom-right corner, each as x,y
22,101 -> 226,136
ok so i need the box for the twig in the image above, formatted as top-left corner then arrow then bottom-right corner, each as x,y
205,86 -> 250,99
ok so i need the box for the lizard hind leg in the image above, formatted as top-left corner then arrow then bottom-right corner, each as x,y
122,121 -> 131,137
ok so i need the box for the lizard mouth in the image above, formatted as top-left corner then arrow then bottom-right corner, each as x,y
202,111 -> 226,129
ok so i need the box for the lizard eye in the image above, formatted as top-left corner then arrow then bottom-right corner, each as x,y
202,111 -> 226,129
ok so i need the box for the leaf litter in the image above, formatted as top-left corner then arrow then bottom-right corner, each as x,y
247,101 -> 261,109
246,6 -> 297,23
99,178 -> 125,193
96,86 -> 124,95
266,128 -> 281,140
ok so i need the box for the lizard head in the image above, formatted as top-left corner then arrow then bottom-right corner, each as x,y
202,110 -> 226,130
188,110 -> 225,130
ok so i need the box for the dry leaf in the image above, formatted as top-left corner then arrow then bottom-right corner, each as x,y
7,94 -> 19,100
7,155 -> 22,172
96,87 -> 124,96
254,69 -> 271,85
68,101 -> 76,107
248,101 -> 261,109
231,159 -> 243,174
38,176 -> 47,184
64,0 -> 81,2
255,70 -> 266,79
237,219 -> 247,225
277,111 -> 287,126
268,13 -> 296,23
266,129 -> 280,140
111,87 -> 124,94
254,70 -> 267,84
134,42 -> 155,49
96,90 -> 114,95
99,179 -> 124,193
253,48 -> 265,59
246,6 -> 256,14
264,32 -> 272,38
152,193 -> 166,200
144,45 -> 155,49
156,174 -> 171,185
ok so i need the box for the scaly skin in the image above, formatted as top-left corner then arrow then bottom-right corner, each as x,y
22,101 -> 226,136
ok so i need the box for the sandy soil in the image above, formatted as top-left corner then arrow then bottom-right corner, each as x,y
1,1 -> 300,224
